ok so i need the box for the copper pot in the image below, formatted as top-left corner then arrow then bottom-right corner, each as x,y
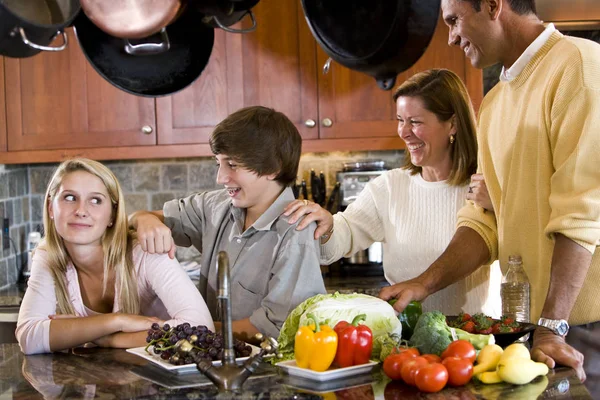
79,0 -> 183,39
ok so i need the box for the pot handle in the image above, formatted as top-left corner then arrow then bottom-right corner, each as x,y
15,28 -> 68,52
214,10 -> 256,33
376,76 -> 396,91
124,28 -> 170,56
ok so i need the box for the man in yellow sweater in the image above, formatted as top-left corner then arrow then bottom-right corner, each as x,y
380,0 -> 600,391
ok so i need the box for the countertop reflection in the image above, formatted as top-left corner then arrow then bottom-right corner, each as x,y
0,344 -> 592,399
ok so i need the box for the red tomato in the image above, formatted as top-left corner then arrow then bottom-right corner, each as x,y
421,354 -> 442,364
392,346 -> 420,357
414,363 -> 449,393
441,340 -> 476,363
400,356 -> 429,386
383,351 -> 417,380
441,356 -> 474,386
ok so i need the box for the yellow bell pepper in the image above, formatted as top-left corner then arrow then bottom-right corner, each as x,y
294,313 -> 338,372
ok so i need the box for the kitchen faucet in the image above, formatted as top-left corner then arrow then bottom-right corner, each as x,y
180,251 -> 279,391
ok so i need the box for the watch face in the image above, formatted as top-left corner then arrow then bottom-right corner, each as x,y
557,321 -> 569,336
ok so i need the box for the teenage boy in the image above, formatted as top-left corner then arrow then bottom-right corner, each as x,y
129,106 -> 326,341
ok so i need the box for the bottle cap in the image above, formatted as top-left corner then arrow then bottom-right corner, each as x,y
508,255 -> 522,264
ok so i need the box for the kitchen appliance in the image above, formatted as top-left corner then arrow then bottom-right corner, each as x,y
24,231 -> 42,278
336,160 -> 388,276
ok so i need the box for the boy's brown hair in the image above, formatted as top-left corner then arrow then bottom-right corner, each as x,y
209,106 -> 301,187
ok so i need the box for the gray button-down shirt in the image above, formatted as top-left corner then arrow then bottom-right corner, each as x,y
163,187 -> 326,338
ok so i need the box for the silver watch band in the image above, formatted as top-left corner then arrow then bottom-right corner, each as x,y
537,317 -> 569,336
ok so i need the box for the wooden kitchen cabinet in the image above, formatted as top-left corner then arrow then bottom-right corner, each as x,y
2,29 -> 156,155
157,0 -> 482,153
157,0 -> 319,145
0,2 -> 482,163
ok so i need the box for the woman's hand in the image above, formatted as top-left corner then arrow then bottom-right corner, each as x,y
283,199 -> 334,241
467,174 -> 494,212
134,212 -> 176,258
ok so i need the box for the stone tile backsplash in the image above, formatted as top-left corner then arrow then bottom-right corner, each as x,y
0,150 -> 404,289
0,166 -> 31,289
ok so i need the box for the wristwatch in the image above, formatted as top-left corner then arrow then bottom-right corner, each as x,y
537,318 -> 570,337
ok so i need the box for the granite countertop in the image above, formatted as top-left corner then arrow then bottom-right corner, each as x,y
0,343 -> 591,399
0,283 -> 25,307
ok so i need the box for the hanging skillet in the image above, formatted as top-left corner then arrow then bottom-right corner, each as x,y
73,5 -> 214,97
0,0 -> 81,58
301,0 -> 440,90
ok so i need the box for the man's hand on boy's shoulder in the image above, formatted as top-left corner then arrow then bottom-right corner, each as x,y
133,211 -> 176,259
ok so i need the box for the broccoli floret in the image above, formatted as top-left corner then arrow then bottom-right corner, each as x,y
409,311 -> 453,356
409,311 -> 496,355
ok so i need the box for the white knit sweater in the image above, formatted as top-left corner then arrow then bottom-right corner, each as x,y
322,168 -> 501,316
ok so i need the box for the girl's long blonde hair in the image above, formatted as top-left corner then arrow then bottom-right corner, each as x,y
40,158 -> 139,315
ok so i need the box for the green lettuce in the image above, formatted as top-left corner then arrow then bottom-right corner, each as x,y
275,292 -> 402,362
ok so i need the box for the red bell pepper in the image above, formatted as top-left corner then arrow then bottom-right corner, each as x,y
333,314 -> 373,367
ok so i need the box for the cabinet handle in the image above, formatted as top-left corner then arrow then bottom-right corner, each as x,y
141,126 -> 153,134
304,119 -> 316,128
321,118 -> 333,127
323,58 -> 332,75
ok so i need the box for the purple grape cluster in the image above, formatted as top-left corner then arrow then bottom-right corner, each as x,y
144,322 -> 253,366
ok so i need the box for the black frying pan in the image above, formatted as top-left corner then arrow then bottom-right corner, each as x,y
73,5 -> 214,97
301,0 -> 440,90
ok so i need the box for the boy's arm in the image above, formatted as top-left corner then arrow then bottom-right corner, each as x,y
213,320 -> 261,344
129,210 -> 176,259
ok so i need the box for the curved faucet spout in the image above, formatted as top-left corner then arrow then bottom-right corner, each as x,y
217,251 -> 236,366
191,251 -> 279,391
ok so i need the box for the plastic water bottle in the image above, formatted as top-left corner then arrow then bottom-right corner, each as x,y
501,255 -> 530,323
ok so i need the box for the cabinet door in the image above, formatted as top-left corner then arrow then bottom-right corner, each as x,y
4,29 -> 156,152
317,15 -> 469,140
157,0 -> 319,145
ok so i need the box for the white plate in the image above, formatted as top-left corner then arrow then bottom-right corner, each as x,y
277,360 -> 378,382
126,345 -> 259,374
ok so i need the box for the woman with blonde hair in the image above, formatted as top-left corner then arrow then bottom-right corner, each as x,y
16,158 -> 213,355
285,69 -> 500,316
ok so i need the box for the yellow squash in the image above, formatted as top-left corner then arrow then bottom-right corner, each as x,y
473,344 -> 504,375
497,357 -> 549,385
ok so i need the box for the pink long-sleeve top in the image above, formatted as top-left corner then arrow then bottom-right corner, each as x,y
16,244 -> 214,355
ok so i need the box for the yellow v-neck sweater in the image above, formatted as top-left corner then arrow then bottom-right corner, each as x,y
457,31 -> 600,325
